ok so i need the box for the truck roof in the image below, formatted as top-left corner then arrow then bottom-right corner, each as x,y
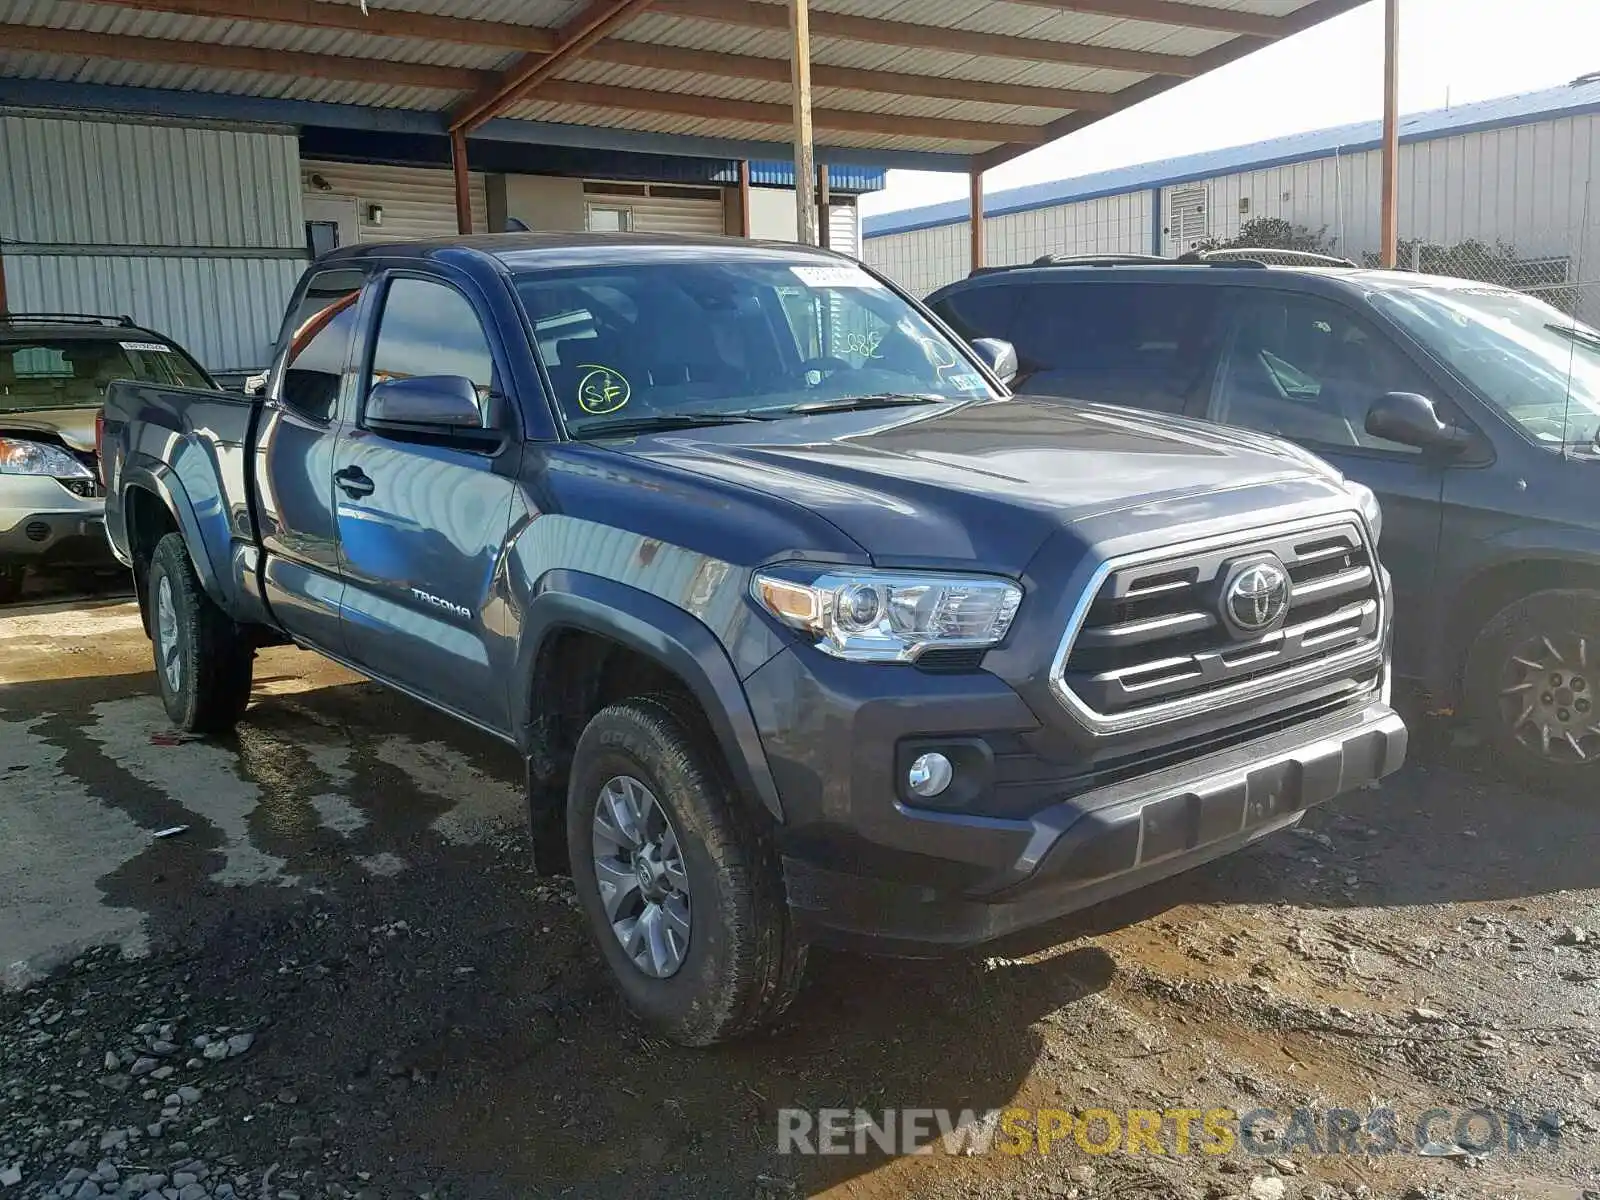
317,231 -> 859,269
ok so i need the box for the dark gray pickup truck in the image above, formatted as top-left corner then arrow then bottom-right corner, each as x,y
100,234 -> 1404,1044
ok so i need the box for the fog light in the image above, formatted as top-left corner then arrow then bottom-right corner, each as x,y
907,752 -> 953,798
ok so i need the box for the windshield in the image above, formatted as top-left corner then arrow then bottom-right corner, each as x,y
0,336 -> 209,413
1369,285 -> 1600,449
510,259 -> 998,436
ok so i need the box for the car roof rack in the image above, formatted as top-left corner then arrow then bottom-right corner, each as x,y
1179,247 -> 1359,268
964,246 -> 1360,280
0,312 -> 139,327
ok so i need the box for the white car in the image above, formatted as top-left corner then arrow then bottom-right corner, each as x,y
0,314 -> 212,603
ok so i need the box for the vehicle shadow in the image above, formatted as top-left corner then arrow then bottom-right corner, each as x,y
9,663 -> 1600,1198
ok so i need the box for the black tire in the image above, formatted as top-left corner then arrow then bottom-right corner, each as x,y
566,697 -> 806,1046
1465,588 -> 1600,791
0,565 -> 23,605
147,532 -> 254,734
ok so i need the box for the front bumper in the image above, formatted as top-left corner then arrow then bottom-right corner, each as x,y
0,497 -> 112,568
777,697 -> 1405,954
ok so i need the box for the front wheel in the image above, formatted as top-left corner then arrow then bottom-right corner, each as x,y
566,697 -> 806,1046
147,532 -> 254,734
1466,588 -> 1600,790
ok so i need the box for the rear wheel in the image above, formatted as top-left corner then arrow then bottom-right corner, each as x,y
566,697 -> 806,1046
0,565 -> 23,605
1466,588 -> 1600,790
147,533 -> 254,734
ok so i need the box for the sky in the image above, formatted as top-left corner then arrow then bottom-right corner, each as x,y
859,0 -> 1600,219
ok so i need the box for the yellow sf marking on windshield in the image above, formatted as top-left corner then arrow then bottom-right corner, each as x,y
577,364 -> 631,414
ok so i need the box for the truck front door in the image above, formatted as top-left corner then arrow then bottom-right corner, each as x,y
332,271 -> 522,733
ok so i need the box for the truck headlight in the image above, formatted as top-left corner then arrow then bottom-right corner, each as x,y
1347,481 -> 1382,545
0,438 -> 94,479
753,567 -> 1022,663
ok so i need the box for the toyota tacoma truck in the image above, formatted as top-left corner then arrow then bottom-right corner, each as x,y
101,234 -> 1405,1045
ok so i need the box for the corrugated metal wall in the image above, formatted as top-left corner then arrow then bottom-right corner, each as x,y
300,160 -> 490,243
1,113 -> 304,370
864,112 -> 1600,305
863,190 -> 1153,297
1189,112 -> 1600,275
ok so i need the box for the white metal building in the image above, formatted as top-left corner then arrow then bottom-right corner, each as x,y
865,76 -> 1600,304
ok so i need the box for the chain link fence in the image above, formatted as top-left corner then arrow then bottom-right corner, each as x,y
1359,232 -> 1600,322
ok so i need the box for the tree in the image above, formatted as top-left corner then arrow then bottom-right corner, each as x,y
1195,217 -> 1335,255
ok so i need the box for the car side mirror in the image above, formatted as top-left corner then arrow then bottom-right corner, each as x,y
1366,392 -> 1474,453
366,375 -> 483,430
970,337 -> 1018,386
243,372 -> 267,398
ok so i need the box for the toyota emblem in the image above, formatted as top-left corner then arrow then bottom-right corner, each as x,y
1221,557 -> 1291,636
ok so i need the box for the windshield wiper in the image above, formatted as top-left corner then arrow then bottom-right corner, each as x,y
788,392 -> 949,415
1545,323 -> 1600,353
576,412 -> 777,437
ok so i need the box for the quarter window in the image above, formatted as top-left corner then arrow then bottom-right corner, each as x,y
280,269 -> 363,423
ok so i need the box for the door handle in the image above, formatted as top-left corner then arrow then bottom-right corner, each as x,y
334,465 -> 375,499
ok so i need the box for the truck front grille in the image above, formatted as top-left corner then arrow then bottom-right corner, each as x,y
1053,518 -> 1383,728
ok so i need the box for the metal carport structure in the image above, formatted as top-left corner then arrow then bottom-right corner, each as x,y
0,0 -> 1373,333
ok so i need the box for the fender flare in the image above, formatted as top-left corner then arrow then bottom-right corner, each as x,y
119,457 -> 229,608
1428,533 -> 1600,696
516,569 -> 784,823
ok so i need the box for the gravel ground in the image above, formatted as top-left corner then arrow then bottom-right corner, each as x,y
4,587 -> 1600,1200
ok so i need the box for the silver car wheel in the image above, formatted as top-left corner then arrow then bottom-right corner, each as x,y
156,575 -> 182,695
591,774 -> 692,979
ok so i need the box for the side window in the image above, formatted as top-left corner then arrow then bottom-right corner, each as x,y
1213,293 -> 1426,455
932,285 -> 1016,343
368,277 -> 496,420
1005,281 -> 1225,414
280,269 -> 364,423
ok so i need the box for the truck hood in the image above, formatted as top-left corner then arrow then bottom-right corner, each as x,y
0,407 -> 98,453
603,395 -> 1357,574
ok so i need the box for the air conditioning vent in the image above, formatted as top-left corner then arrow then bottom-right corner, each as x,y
1055,519 -> 1383,726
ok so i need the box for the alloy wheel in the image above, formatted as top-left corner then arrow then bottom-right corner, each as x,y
156,575 -> 183,694
591,774 -> 692,978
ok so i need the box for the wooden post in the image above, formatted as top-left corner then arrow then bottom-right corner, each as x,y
788,0 -> 818,245
969,169 -> 984,273
0,240 -> 8,315
451,128 -> 473,235
817,163 -> 831,250
1379,0 -> 1400,267
738,159 -> 752,238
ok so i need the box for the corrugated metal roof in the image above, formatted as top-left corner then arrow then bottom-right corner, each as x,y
866,76 -> 1600,237
0,0 -> 1345,161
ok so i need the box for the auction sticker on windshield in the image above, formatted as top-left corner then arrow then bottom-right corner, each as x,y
790,265 -> 884,289
119,341 -> 173,353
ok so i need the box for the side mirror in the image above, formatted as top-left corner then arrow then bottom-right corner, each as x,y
1366,392 -> 1474,453
970,337 -> 1018,386
367,375 -> 482,429
243,372 -> 267,398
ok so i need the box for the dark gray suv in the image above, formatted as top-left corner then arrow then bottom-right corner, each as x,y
930,257 -> 1600,789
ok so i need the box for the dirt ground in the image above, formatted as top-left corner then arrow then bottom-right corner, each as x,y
2,580 -> 1599,1200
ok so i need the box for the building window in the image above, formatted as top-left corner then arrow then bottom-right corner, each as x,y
587,205 -> 633,232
